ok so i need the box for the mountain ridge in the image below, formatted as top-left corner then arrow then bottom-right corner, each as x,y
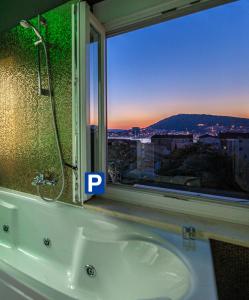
148,114 -> 249,131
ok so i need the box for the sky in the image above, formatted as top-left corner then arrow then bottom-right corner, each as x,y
107,0 -> 249,129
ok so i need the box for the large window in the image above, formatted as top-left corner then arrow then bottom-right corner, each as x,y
107,0 -> 249,201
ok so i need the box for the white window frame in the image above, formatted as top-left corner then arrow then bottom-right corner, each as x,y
73,0 -> 249,226
72,1 -> 106,204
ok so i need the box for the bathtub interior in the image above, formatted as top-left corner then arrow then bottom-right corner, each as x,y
69,233 -> 191,300
0,190 -> 217,300
0,266 -> 76,300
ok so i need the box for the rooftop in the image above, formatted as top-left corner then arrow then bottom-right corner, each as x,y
219,132 -> 249,139
151,134 -> 193,139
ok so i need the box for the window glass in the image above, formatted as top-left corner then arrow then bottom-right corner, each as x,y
90,25 -> 100,172
107,0 -> 249,201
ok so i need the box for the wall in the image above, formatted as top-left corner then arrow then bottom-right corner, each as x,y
0,2 -> 73,202
211,239 -> 249,300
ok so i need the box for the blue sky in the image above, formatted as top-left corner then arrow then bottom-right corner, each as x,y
107,0 -> 249,129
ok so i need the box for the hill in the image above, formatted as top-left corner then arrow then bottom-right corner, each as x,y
148,114 -> 249,131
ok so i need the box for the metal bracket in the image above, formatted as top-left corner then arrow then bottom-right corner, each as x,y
182,226 -> 196,251
64,162 -> 78,171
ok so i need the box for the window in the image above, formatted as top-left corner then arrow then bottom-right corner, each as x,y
107,0 -> 249,201
72,2 -> 106,203
90,25 -> 100,172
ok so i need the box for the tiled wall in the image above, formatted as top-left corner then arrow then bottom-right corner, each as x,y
0,2 -> 73,202
211,239 -> 249,300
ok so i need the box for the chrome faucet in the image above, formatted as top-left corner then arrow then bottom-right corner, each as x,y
32,173 -> 57,186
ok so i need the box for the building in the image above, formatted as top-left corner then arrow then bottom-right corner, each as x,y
151,134 -> 193,171
138,142 -> 154,171
219,132 -> 249,192
131,127 -> 141,137
198,134 -> 221,149
151,134 -> 193,151
219,132 -> 249,157
107,138 -> 143,182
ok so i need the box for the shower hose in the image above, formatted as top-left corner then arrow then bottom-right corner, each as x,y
36,41 -> 65,202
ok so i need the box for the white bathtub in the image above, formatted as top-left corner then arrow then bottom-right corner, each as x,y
0,189 -> 217,300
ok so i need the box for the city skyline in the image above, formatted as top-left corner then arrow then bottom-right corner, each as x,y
107,0 -> 249,130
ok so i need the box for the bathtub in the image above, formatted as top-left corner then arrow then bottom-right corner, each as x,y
0,189 -> 217,300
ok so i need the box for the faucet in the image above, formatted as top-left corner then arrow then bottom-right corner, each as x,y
32,173 -> 57,186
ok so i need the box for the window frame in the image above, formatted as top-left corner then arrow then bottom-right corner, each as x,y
74,0 -> 249,225
72,1 -> 106,204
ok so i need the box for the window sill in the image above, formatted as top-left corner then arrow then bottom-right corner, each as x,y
85,196 -> 249,248
97,184 -> 249,226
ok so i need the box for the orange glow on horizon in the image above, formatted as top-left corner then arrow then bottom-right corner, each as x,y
107,92 -> 249,129
108,118 -> 158,130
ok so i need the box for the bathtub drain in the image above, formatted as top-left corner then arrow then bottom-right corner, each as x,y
85,265 -> 96,278
43,238 -> 51,247
2,225 -> 9,232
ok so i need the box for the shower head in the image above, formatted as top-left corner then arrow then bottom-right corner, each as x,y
20,20 -> 32,29
19,20 -> 43,44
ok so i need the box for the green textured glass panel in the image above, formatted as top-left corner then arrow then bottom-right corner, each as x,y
0,2 -> 73,203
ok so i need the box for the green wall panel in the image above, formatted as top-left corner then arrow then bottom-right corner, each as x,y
0,2 -> 73,203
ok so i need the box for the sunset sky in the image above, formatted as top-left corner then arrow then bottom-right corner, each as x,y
107,0 -> 249,129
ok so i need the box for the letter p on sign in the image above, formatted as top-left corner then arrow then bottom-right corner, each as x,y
85,172 -> 105,194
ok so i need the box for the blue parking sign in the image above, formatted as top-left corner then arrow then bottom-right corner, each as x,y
85,172 -> 105,194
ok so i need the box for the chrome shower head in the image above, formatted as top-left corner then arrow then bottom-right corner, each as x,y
19,20 -> 43,44
20,20 -> 32,29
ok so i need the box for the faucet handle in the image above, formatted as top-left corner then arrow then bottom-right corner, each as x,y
32,173 -> 44,186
